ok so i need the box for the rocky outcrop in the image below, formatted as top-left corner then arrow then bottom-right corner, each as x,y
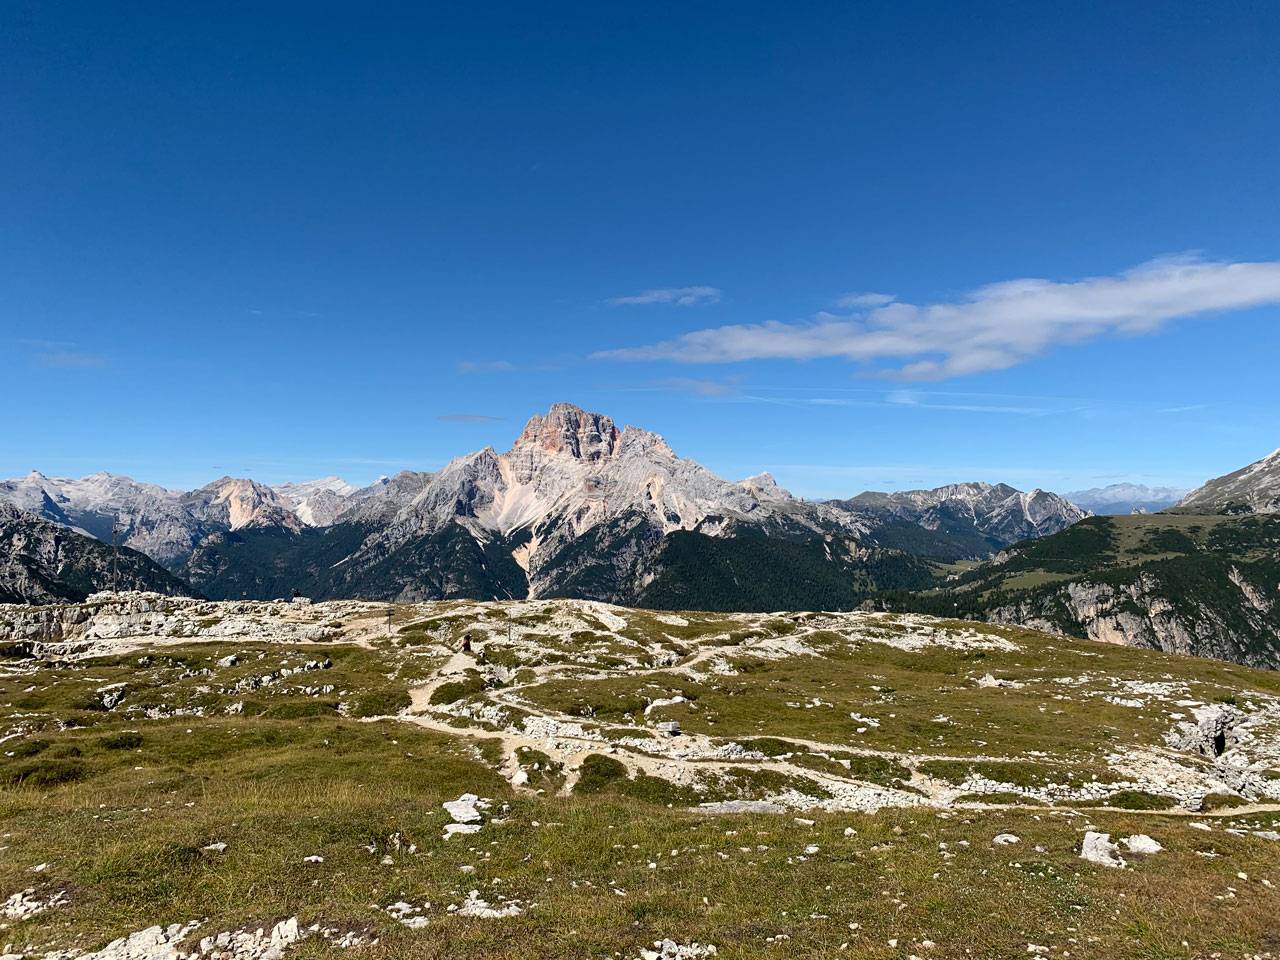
0,591 -> 341,656
1167,704 -> 1242,757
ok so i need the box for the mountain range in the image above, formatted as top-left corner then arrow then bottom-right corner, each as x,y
878,510 -> 1280,668
4,405 -> 1280,668
1,402 -> 1086,607
1064,482 -> 1191,515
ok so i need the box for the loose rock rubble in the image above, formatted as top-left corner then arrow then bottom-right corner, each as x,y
0,593 -> 351,659
631,940 -> 718,960
442,794 -> 492,840
1,888 -> 67,920
451,890 -> 523,919
382,901 -> 429,929
30,917 -> 371,960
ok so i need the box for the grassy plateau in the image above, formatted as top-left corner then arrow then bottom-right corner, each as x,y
2,594 -> 1280,959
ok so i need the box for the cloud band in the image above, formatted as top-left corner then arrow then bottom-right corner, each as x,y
595,256 -> 1280,379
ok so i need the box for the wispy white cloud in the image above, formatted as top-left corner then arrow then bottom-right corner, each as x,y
648,377 -> 742,397
805,390 -> 1070,416
457,360 -> 515,374
8,338 -> 76,349
595,255 -> 1280,379
1158,403 -> 1210,414
882,389 -> 1068,415
835,292 -> 895,308
31,351 -> 107,369
437,414 -> 505,422
606,286 -> 721,306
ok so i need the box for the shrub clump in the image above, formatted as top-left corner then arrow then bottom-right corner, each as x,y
8,738 -> 49,759
741,737 -> 795,757
349,689 -> 412,718
574,754 -> 628,793
430,676 -> 485,706
1091,790 -> 1176,810
3,759 -> 87,787
99,731 -> 143,751
263,700 -> 339,720
1201,792 -> 1250,811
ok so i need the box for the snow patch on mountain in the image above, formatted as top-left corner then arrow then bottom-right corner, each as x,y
271,476 -> 359,526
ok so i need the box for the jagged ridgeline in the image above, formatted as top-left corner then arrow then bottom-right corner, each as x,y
0,404 -> 1089,613
163,404 -> 1078,609
872,444 -> 1280,668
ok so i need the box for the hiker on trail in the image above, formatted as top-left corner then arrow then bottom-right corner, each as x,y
461,633 -> 472,653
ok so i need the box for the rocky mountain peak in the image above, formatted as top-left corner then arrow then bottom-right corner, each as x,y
740,472 -> 793,501
512,403 -> 620,461
183,477 -> 301,532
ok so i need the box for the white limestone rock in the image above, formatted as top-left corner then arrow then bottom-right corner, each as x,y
1080,831 -> 1126,868
1122,834 -> 1163,855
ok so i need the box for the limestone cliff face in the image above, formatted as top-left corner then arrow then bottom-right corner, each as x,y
513,403 -> 621,464
181,478 -> 304,534
986,568 -> 1280,669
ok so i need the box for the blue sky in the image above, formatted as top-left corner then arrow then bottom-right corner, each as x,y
4,1 -> 1279,498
